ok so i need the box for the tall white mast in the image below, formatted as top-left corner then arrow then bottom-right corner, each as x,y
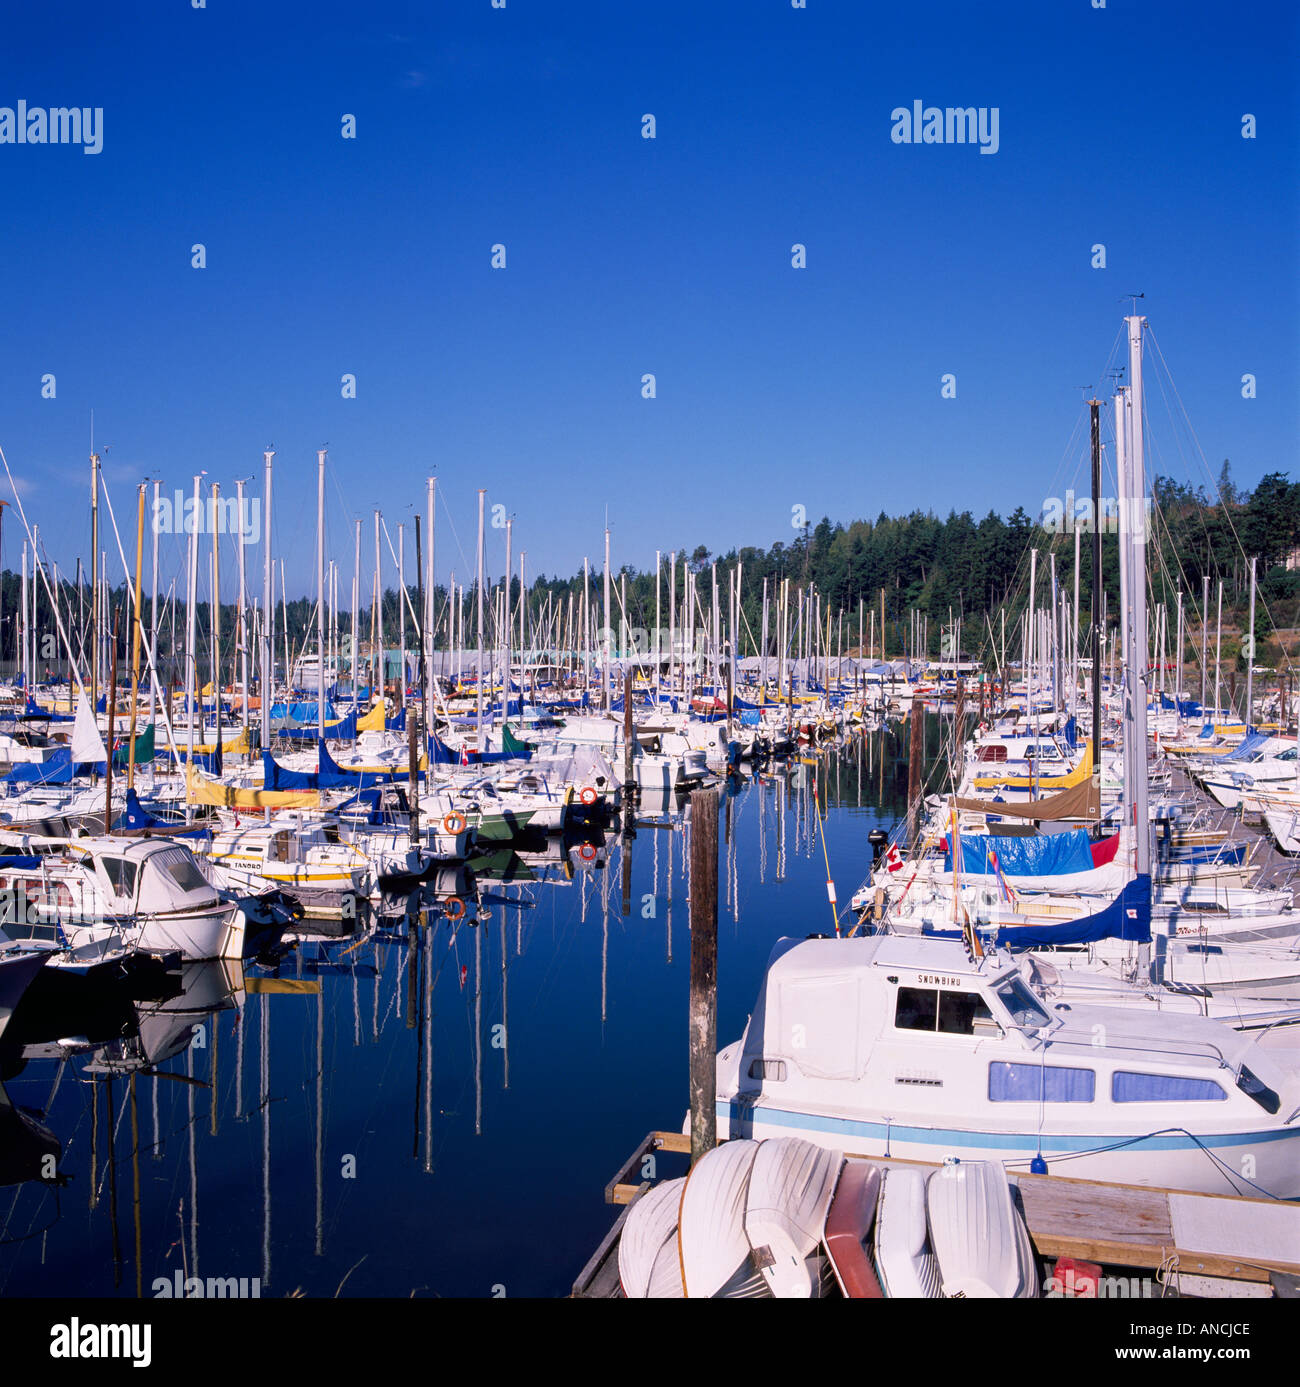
260,450 -> 274,755
476,490 -> 486,735
316,450 -> 327,741
1124,314 -> 1151,882
185,475 -> 200,820
235,479 -> 249,736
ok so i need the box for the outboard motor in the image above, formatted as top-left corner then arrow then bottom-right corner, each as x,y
868,828 -> 889,868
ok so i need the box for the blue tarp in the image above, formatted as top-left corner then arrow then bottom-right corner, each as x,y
3,748 -> 73,784
946,828 -> 1095,877
270,700 -> 337,723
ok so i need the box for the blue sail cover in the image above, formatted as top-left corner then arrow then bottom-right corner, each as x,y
116,788 -> 208,837
280,711 -> 358,741
336,786 -> 399,826
993,874 -> 1152,948
1202,728 -> 1265,762
428,733 -> 459,765
318,740 -> 397,788
1161,841 -> 1249,867
3,748 -> 73,784
946,828 -> 1095,877
1062,716 -> 1078,748
1176,699 -> 1203,718
23,695 -> 73,722
385,708 -> 407,732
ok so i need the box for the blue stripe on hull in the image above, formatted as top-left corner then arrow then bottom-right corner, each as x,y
720,1102 -> 1300,1154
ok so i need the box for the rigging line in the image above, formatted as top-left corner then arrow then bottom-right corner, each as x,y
1147,330 -> 1294,668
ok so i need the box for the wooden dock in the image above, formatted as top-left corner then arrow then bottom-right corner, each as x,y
573,1132 -> 1300,1297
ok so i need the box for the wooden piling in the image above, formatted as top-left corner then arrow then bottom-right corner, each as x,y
688,787 -> 719,1167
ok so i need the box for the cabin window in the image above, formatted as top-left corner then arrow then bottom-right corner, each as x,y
988,1061 -> 1095,1103
748,1059 -> 787,1082
102,857 -> 138,897
1236,1066 -> 1280,1114
895,986 -> 993,1036
994,977 -> 1051,1029
1111,1072 -> 1227,1103
162,856 -> 209,894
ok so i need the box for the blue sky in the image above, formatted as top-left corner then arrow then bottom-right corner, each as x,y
0,0 -> 1294,602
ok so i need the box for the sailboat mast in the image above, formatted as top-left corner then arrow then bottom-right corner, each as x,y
236,479 -> 248,736
126,485 -> 145,790
476,490 -> 486,735
317,450 -> 327,742
1124,314 -> 1151,880
260,451 -> 274,757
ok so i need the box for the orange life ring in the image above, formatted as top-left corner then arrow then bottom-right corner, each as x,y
577,843 -> 598,862
579,787 -> 598,806
443,811 -> 467,835
443,897 -> 465,920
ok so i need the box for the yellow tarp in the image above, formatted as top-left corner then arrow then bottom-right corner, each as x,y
974,739 -> 1093,791
356,700 -> 386,732
186,766 -> 319,809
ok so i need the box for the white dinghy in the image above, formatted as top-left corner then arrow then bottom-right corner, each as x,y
676,1139 -> 767,1298
744,1137 -> 842,1297
617,1177 -> 685,1299
925,1159 -> 1039,1298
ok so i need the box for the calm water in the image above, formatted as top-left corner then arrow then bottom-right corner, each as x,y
0,722 -> 944,1299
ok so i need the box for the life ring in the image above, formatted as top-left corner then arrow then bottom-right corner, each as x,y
577,842 -> 598,863
579,787 -> 598,806
443,897 -> 465,920
443,811 -> 467,835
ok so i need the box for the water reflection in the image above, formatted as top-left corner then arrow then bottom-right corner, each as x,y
0,722 -> 940,1298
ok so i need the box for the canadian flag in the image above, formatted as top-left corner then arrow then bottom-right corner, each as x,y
884,842 -> 904,874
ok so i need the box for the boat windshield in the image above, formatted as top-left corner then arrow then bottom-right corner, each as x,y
994,976 -> 1051,1029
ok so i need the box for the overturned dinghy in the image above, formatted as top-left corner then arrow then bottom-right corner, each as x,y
745,1137 -> 842,1297
925,1160 -> 1039,1298
873,1167 -> 941,1297
618,1178 -> 686,1299
618,1137 -> 1039,1299
677,1140 -> 769,1297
